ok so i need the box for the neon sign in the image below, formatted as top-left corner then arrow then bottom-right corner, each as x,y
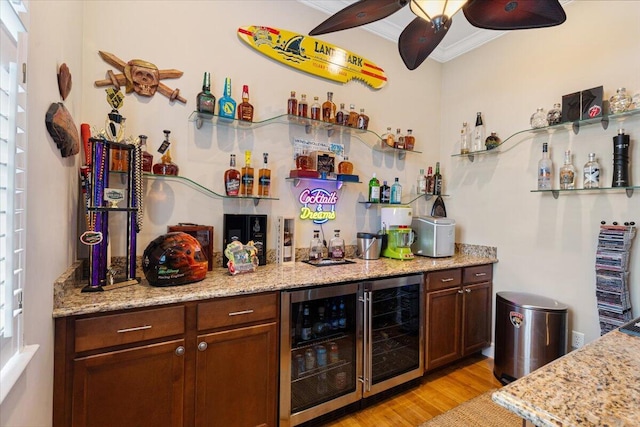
298,187 -> 338,224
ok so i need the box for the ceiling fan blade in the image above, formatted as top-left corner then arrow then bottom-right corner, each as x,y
309,0 -> 409,36
463,0 -> 566,30
398,17 -> 449,70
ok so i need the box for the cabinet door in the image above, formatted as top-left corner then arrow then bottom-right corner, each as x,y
462,282 -> 492,356
72,339 -> 185,427
425,287 -> 462,371
195,322 -> 278,427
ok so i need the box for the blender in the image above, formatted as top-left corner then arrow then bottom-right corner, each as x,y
380,205 -> 415,260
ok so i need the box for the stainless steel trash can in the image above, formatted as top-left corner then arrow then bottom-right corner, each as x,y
494,291 -> 568,384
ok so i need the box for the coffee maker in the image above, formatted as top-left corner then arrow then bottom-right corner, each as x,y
380,205 -> 414,260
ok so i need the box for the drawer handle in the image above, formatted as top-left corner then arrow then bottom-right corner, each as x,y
228,309 -> 254,317
475,272 -> 487,277
116,325 -> 152,333
441,278 -> 454,282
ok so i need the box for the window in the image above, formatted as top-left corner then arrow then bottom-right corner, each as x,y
1,0 -> 33,404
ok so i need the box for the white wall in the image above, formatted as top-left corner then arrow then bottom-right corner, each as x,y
441,1 -> 640,344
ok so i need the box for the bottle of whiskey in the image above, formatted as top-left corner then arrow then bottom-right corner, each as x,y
346,104 -> 358,127
138,135 -> 153,173
224,154 -> 240,196
287,91 -> 298,116
404,129 -> 415,151
336,103 -> 348,126
218,77 -> 236,120
237,85 -> 254,122
425,166 -> 435,194
583,152 -> 600,189
380,180 -> 391,203
537,143 -> 553,190
394,128 -> 405,149
298,94 -> 308,118
356,108 -> 369,130
152,130 -> 179,176
338,156 -> 353,175
559,150 -> 576,190
196,72 -> 216,115
258,153 -> 271,196
382,127 -> 395,148
240,150 -> 254,196
322,92 -> 336,123
433,162 -> 443,195
310,96 -> 321,121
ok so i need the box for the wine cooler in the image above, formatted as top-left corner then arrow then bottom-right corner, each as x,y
279,274 -> 424,426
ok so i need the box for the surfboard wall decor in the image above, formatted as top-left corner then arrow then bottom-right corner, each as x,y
237,26 -> 387,90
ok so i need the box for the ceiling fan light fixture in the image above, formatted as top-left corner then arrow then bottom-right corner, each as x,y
410,0 -> 466,25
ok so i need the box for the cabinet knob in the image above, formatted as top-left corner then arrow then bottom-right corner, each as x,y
465,288 -> 472,293
198,341 -> 208,352
175,346 -> 185,356
457,289 -> 464,294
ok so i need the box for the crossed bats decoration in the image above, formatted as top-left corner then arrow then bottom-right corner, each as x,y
94,51 -> 187,104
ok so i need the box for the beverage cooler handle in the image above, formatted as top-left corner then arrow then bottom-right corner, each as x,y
359,293 -> 368,389
364,291 -> 373,392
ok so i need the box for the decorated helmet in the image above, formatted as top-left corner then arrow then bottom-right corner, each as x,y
142,232 -> 208,287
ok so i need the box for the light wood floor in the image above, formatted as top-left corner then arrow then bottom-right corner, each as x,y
321,354 -> 503,427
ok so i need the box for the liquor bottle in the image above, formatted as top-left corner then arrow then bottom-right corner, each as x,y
336,103 -> 348,126
237,85 -> 254,122
240,150 -> 254,196
425,166 -> 434,194
537,143 -> 553,190
356,108 -> 369,130
309,229 -> 323,260
298,94 -> 308,118
583,152 -> 600,189
404,129 -> 415,151
559,150 -> 576,190
346,104 -> 358,127
380,180 -> 391,203
474,112 -> 485,152
547,103 -> 562,125
338,298 -> 347,329
295,149 -> 311,171
322,92 -> 336,123
310,96 -> 321,121
224,154 -> 240,196
257,153 -> 271,196
338,156 -> 353,174
313,306 -> 328,336
152,130 -> 179,176
329,229 -> 345,259
218,77 -> 236,120
329,301 -> 339,330
390,177 -> 403,204
368,172 -> 380,203
196,71 -> 216,115
433,162 -> 443,195
417,168 -> 426,195
138,135 -> 153,173
460,122 -> 470,155
382,127 -> 395,148
485,132 -> 501,150
301,304 -> 312,340
287,91 -> 298,116
394,128 -> 405,149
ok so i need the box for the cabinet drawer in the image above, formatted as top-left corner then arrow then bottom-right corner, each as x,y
75,305 -> 185,352
197,292 -> 278,331
426,269 -> 462,291
463,264 -> 493,284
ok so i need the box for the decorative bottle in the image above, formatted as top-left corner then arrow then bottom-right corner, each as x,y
310,96 -> 321,121
336,103 -> 348,126
368,173 -> 380,203
224,154 -> 240,196
609,88 -> 632,114
240,150 -> 254,196
328,230 -> 345,260
309,230 -> 323,261
257,153 -> 271,196
559,150 -> 576,190
485,132 -> 501,150
433,162 -> 443,195
394,128 -> 405,149
474,112 -> 485,151
338,156 -> 353,175
404,129 -> 415,151
612,129 -> 630,187
417,168 -> 426,195
537,143 -> 553,190
152,130 -> 179,176
390,177 -> 403,204
583,152 -> 600,189
425,167 -> 434,194
346,104 -> 358,127
380,180 -> 391,203
530,108 -> 548,129
287,91 -> 298,116
460,122 -> 470,154
237,85 -> 254,122
297,94 -> 308,118
382,127 -> 395,148
356,108 -> 369,130
547,103 -> 562,125
196,72 -> 216,115
218,77 -> 236,120
322,92 -> 336,123
138,134 -> 153,173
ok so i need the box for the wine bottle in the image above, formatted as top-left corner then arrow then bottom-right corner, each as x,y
196,72 -> 216,115
433,162 -> 442,195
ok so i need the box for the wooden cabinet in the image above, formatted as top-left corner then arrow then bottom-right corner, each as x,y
53,293 -> 279,427
424,265 -> 492,371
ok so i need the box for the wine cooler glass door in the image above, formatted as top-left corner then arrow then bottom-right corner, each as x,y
280,282 -> 362,427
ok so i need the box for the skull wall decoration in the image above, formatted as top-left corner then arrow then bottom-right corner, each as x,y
124,59 -> 160,96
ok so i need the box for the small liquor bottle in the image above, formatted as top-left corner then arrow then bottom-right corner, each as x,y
237,85 -> 254,122
356,108 -> 369,130
559,150 -> 576,190
152,130 -> 179,176
138,135 -> 153,173
390,177 -> 402,204
460,122 -> 470,155
485,132 -> 501,150
404,129 -> 415,151
258,153 -> 271,196
382,127 -> 395,148
368,173 -> 380,203
583,152 -> 600,189
240,150 -> 254,196
287,91 -> 298,116
537,143 -> 553,190
338,156 -> 353,175
224,154 -> 240,196
322,92 -> 336,123
336,103 -> 348,126
346,104 -> 358,127
425,166 -> 435,194
380,180 -> 391,203
309,230 -> 323,261
196,72 -> 216,115
310,96 -> 321,121
218,77 -> 236,120
329,230 -> 345,259
417,168 -> 426,195
394,128 -> 405,149
474,112 -> 485,152
298,94 -> 308,118
433,162 -> 443,195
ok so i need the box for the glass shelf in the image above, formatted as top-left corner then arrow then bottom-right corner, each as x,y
452,108 -> 640,161
188,111 -> 422,158
359,193 -> 447,208
531,186 -> 639,199
285,176 -> 361,190
144,173 -> 278,206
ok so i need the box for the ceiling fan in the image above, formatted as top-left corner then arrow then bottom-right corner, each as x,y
309,0 -> 566,70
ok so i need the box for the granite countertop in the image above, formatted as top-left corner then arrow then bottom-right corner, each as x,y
53,245 -> 497,318
492,330 -> 640,427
